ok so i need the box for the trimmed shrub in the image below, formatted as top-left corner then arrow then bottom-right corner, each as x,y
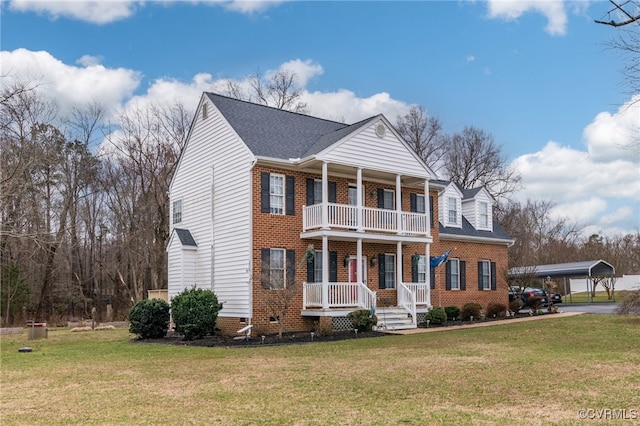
425,306 -> 447,325
527,296 -> 543,311
128,298 -> 170,339
171,287 -> 223,341
444,306 -> 461,321
486,302 -> 507,318
460,302 -> 482,321
509,298 -> 523,314
347,309 -> 378,332
617,290 -> 640,315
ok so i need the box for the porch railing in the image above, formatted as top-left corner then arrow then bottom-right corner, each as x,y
405,283 -> 430,306
397,282 -> 417,327
302,282 -> 377,310
302,203 -> 428,235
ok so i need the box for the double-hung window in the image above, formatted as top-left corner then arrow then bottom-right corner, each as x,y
270,174 -> 285,215
479,202 -> 489,228
449,259 -> 460,290
448,197 -> 458,225
382,189 -> 394,209
380,254 -> 396,288
417,255 -> 426,283
172,200 -> 182,224
313,180 -> 323,205
479,260 -> 491,290
269,248 -> 286,289
313,250 -> 323,283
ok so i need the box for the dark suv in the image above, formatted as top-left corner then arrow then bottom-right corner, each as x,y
521,287 -> 548,308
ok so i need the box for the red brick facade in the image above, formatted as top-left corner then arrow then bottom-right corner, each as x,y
216,165 -> 510,335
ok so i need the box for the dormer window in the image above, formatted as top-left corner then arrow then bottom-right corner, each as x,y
479,202 -> 489,228
447,197 -> 458,225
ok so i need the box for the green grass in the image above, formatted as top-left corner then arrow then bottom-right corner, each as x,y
2,315 -> 639,425
564,290 -> 632,303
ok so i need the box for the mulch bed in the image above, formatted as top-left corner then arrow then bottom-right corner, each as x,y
134,329 -> 386,348
133,311 -> 556,347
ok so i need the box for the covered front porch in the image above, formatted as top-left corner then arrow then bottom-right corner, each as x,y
301,280 -> 431,329
300,236 -> 434,329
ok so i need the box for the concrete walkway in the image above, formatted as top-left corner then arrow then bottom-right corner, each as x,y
383,311 -> 585,335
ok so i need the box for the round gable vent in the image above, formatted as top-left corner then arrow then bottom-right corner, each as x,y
375,123 -> 386,138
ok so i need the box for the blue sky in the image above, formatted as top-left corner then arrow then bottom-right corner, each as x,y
1,0 -> 639,237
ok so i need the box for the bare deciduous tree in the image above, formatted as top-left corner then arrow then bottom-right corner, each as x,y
221,69 -> 308,113
442,126 -> 521,201
594,0 -> 640,27
396,105 -> 446,174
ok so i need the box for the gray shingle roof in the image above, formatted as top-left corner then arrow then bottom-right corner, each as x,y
174,228 -> 197,246
439,217 -> 513,242
206,93 -> 354,159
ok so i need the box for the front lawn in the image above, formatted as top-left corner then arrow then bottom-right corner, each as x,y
1,314 -> 639,425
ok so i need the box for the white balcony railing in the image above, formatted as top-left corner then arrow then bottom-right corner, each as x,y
302,203 -> 429,235
303,282 -> 377,310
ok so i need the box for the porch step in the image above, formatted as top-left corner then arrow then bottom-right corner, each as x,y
374,307 -> 416,331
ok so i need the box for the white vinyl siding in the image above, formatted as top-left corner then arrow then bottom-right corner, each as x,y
438,184 -> 463,229
168,96 -> 254,318
461,188 -> 494,231
318,120 -> 432,181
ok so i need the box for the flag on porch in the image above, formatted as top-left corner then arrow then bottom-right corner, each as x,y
430,250 -> 451,268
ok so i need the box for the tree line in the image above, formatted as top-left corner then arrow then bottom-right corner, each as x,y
1,72 -> 638,326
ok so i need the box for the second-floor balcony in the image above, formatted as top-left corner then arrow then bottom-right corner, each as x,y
302,203 -> 429,236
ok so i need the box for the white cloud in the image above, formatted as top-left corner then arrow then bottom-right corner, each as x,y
303,90 -> 411,124
549,197 -> 607,224
511,95 -> 640,237
466,55 -> 475,62
276,59 -> 324,87
600,206 -> 634,225
76,54 -> 104,67
0,48 -> 141,120
9,0 -> 141,24
8,0 -> 284,23
222,0 -> 285,14
486,0 -> 568,35
582,95 -> 640,163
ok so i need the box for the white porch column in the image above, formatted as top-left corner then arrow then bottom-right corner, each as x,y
357,238 -> 363,283
357,167 -> 364,232
322,162 -> 329,230
322,235 -> 329,309
396,241 -> 403,288
424,179 -> 430,235
425,243 -> 431,307
396,174 -> 402,234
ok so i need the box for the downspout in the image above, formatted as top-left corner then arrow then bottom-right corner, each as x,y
247,158 -> 258,326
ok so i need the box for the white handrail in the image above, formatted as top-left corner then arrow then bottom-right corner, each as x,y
398,282 -> 417,327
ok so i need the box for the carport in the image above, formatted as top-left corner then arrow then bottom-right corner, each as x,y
508,260 -> 616,303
